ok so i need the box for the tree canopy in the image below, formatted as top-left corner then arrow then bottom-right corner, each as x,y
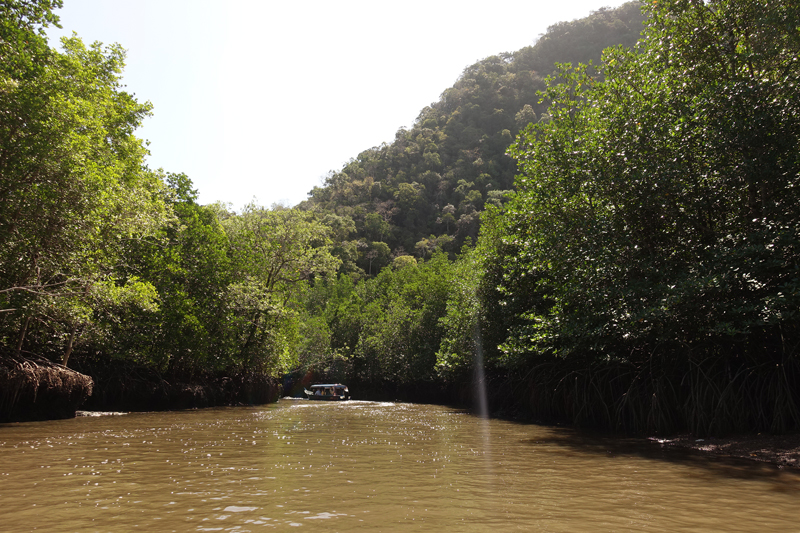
0,1 -> 341,381
482,0 -> 800,433
8,0 -> 797,436
299,3 -> 647,276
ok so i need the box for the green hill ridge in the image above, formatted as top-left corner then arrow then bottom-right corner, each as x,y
300,2 -> 646,276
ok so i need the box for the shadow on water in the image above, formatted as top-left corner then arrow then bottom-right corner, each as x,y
457,349 -> 800,490
514,425 -> 800,490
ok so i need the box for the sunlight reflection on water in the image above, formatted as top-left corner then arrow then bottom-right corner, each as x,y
1,401 -> 798,531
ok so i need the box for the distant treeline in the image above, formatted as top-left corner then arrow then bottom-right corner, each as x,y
3,0 -> 799,436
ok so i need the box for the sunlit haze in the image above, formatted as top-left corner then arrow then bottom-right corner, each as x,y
48,0 -> 630,210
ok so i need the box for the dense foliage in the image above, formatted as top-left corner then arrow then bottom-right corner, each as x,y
298,0 -> 800,436
1,0 -> 166,365
300,3 -> 647,273
6,0 -> 795,437
297,253 -> 455,386
0,2 -> 338,381
287,2 -> 649,397
485,0 -> 800,434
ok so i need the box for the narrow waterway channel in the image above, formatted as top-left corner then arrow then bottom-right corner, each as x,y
1,400 -> 798,531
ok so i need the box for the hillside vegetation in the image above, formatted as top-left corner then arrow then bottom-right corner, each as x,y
296,0 -> 800,437
4,0 -> 798,437
300,3 -> 646,272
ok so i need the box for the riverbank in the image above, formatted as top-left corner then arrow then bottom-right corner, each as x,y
1,352 -> 282,422
337,374 -> 800,470
72,357 -> 282,413
0,352 -> 93,422
653,433 -> 800,469
5,359 -> 799,473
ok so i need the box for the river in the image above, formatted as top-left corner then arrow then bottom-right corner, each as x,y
1,400 -> 798,531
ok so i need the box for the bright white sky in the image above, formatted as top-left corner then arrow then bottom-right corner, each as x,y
48,0 -> 630,210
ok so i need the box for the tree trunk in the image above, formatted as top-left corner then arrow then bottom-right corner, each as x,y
239,310 -> 262,362
62,326 -> 78,367
15,316 -> 30,355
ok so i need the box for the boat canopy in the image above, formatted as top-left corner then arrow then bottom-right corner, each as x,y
310,384 -> 347,389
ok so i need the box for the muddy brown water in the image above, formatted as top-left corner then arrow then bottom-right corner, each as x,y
1,400 -> 798,531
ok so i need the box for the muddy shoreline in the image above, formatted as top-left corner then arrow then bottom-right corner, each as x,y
651,433 -> 800,469
1,352 -> 281,422
0,352 -> 93,422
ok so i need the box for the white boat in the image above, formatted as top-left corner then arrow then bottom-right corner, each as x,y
304,383 -> 350,401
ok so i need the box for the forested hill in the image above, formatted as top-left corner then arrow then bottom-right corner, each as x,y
300,2 -> 646,274
4,0 -> 798,437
